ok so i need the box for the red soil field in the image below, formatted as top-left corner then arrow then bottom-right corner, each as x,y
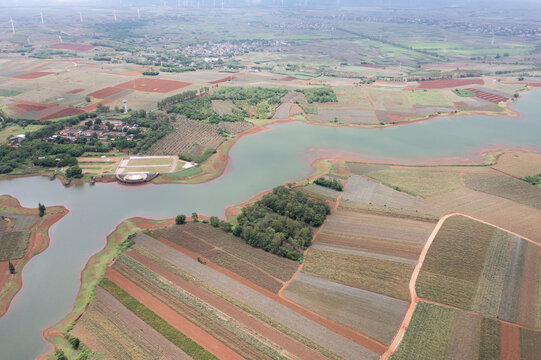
516,242 -> 538,328
87,87 -> 125,99
13,72 -> 54,79
67,88 -> 84,94
119,72 -> 141,76
39,107 -> 85,121
116,78 -> 191,93
466,88 -> 509,103
10,102 -> 52,114
83,99 -> 113,112
417,78 -> 484,89
280,77 -> 296,81
105,268 -> 244,360
500,323 -> 520,360
208,76 -> 237,84
50,43 -> 95,52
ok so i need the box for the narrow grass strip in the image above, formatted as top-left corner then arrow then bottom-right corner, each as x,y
100,278 -> 218,360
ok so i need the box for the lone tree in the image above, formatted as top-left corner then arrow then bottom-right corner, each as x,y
191,212 -> 199,222
38,203 -> 46,217
175,214 -> 186,225
8,261 -> 15,274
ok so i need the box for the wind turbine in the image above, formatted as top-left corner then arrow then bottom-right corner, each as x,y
137,8 -> 141,19
79,12 -> 83,23
113,10 -> 117,21
40,12 -> 44,24
9,17 -> 15,33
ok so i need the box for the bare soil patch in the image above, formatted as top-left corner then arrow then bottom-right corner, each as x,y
13,72 -> 54,79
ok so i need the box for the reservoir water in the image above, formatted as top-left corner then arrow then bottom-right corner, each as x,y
0,89 -> 540,359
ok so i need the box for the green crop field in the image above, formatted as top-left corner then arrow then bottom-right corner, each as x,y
416,216 -> 494,309
390,301 -> 456,360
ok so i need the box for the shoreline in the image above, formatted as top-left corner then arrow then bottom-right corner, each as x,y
0,91 -> 528,188
0,196 -> 69,319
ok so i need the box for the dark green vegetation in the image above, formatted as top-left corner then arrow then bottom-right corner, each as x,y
314,177 -> 343,191
522,173 -> 541,188
297,88 -> 337,103
100,278 -> 218,360
142,70 -> 159,76
211,87 -> 287,105
453,89 -> 476,97
478,317 -> 500,360
157,90 -> 198,110
0,111 -> 172,174
168,98 -> 247,123
234,186 -> 330,261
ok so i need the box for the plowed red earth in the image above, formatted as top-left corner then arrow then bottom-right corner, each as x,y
105,268 -> 244,360
116,78 -> 191,93
67,88 -> 84,94
208,76 -> 238,84
13,72 -> 54,79
50,43 -> 95,52
466,88 -> 509,103
500,322 -> 520,360
417,78 -> 484,89
87,87 -> 124,99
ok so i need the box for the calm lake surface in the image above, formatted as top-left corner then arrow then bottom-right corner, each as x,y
0,90 -> 540,359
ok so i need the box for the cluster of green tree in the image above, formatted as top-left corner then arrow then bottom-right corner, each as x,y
157,90 -> 198,110
210,87 -> 287,106
0,139 -> 85,173
115,112 -> 174,153
233,186 -> 330,261
297,88 -> 338,103
314,177 -> 343,191
160,66 -> 197,73
66,165 -> 83,179
93,56 -> 112,61
142,70 -> 159,76
179,148 -> 216,163
25,116 -> 84,140
168,98 -> 247,123
522,174 -> 541,187
209,216 -> 233,232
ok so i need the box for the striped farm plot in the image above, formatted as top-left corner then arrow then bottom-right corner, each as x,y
429,188 -> 541,244
116,156 -> 179,175
390,301 -> 517,360
71,287 -> 192,360
132,233 -> 379,360
341,176 -> 447,218
463,173 -> 541,211
416,215 -> 541,329
283,272 -> 408,346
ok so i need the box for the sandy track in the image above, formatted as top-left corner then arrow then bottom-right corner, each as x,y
106,268 -> 244,360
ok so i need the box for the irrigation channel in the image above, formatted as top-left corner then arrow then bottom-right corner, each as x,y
0,89 -> 540,359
